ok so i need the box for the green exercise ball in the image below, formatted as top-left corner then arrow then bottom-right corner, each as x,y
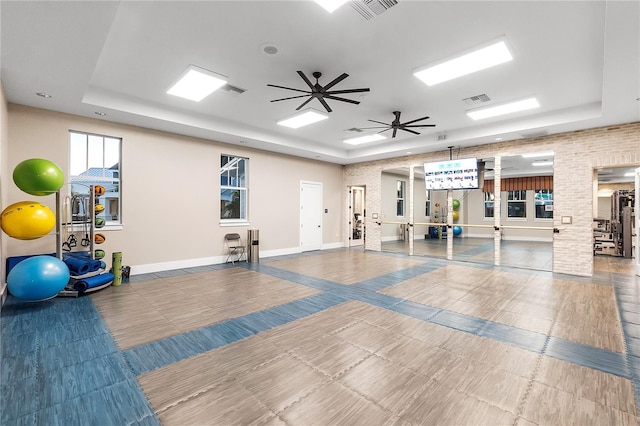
13,158 -> 65,196
452,199 -> 461,210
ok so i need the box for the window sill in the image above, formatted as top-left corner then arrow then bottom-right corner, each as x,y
506,217 -> 528,221
220,221 -> 250,227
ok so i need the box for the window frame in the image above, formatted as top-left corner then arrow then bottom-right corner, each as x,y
69,130 -> 122,228
396,180 -> 406,217
507,190 -> 527,219
220,154 -> 248,224
534,189 -> 554,220
484,191 -> 495,219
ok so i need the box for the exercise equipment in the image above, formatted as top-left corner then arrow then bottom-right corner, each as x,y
95,217 -> 105,228
94,185 -> 106,196
94,249 -> 105,259
94,204 -> 105,214
73,272 -> 114,292
452,210 -> 459,221
7,256 -> 70,301
94,233 -> 106,244
1,201 -> 55,240
452,199 -> 460,210
13,158 -> 64,196
453,226 -> 462,236
112,252 -> 123,286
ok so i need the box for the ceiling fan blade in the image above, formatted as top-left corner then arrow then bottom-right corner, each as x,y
297,71 -> 315,90
357,125 -> 391,130
392,128 -> 398,138
403,115 -> 431,125
404,124 -> 437,128
401,128 -> 421,135
324,95 -> 360,105
295,97 -> 314,111
270,95 -> 311,102
267,84 -> 310,94
367,119 -> 391,126
318,97 -> 333,113
323,73 -> 349,91
325,88 -> 370,95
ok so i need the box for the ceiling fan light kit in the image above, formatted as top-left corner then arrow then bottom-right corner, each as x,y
357,110 -> 436,138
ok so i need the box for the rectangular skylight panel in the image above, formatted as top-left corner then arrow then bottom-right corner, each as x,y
277,109 -> 329,129
313,0 -> 349,13
414,39 -> 513,86
167,65 -> 227,102
343,133 -> 387,145
467,97 -> 540,120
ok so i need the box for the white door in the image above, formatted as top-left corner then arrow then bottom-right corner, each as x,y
636,167 -> 639,276
300,181 -> 323,251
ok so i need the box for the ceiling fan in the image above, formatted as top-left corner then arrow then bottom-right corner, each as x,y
358,111 -> 436,138
268,71 -> 370,113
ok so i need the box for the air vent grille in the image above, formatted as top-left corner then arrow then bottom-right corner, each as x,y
220,84 -> 246,96
463,94 -> 491,105
346,128 -> 364,133
520,130 -> 549,139
349,0 -> 398,20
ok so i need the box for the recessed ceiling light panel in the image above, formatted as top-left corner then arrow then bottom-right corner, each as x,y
167,65 -> 227,102
414,38 -> 513,86
277,109 -> 329,129
532,161 -> 553,167
343,133 -> 387,145
467,97 -> 540,120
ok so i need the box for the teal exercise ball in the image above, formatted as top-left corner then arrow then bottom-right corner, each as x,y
7,256 -> 70,301
453,226 -> 462,236
13,158 -> 65,196
452,199 -> 461,210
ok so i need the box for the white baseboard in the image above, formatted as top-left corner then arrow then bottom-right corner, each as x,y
130,243 -> 346,276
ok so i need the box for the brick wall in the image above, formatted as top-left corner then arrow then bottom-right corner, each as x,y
345,121 -> 640,276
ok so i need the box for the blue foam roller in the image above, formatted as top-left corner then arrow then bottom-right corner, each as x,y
63,256 -> 90,275
74,272 -> 114,292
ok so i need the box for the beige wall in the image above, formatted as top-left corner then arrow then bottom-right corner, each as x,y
346,122 -> 640,276
4,104 -> 344,275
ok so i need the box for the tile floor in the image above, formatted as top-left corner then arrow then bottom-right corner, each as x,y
1,249 -> 639,425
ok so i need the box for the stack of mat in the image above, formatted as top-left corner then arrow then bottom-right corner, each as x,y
62,252 -> 114,292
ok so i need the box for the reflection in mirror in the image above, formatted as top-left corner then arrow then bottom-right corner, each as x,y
380,168 -> 411,255
412,166 -> 448,259
497,153 -> 554,271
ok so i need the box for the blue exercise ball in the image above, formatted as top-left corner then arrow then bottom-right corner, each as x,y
453,226 -> 462,236
7,256 -> 70,301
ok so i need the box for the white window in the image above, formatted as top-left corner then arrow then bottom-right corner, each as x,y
507,190 -> 527,218
484,192 -> 494,218
396,180 -> 405,217
535,189 -> 553,219
220,155 -> 247,221
69,131 -> 121,225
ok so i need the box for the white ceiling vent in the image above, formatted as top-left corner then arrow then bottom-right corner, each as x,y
463,94 -> 491,105
350,0 -> 398,20
220,84 -> 246,96
346,127 -> 364,132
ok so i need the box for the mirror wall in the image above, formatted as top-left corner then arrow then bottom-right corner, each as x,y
381,154 -> 555,273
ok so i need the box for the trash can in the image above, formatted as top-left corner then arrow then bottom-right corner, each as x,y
247,228 -> 259,263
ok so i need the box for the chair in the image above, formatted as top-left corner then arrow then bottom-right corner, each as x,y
224,233 -> 246,263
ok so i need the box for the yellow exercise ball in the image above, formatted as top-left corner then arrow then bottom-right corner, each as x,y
1,201 -> 55,240
452,210 -> 460,221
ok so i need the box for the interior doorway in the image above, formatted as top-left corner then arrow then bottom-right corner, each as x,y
350,186 -> 365,247
593,165 -> 637,275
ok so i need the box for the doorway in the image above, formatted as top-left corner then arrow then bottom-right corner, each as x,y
350,186 -> 365,247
